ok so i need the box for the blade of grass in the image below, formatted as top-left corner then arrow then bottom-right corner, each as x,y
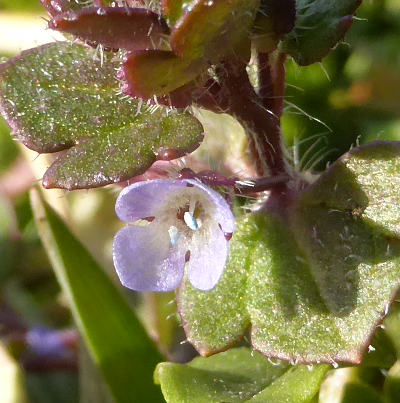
30,188 -> 164,403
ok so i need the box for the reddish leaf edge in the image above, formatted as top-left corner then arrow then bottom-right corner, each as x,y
48,7 -> 170,52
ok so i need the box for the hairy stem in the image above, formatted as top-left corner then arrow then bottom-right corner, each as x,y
217,59 -> 287,177
258,52 -> 287,118
178,168 -> 290,193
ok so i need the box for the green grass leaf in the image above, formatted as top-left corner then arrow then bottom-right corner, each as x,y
30,188 -> 164,403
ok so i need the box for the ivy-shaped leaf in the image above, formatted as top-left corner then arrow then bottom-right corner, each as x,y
0,42 -> 203,190
179,141 -> 400,366
300,142 -> 400,238
281,0 -> 362,65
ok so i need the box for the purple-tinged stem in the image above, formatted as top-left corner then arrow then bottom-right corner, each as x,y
258,52 -> 287,118
217,59 -> 287,177
257,52 -> 274,112
178,168 -> 289,194
271,52 -> 287,118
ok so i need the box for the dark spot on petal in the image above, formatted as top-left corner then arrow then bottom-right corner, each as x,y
186,183 -> 194,187
142,216 -> 155,222
224,232 -> 233,241
219,223 -> 233,241
185,250 -> 191,262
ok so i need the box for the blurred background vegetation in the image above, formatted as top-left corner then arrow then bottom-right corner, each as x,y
0,0 -> 400,402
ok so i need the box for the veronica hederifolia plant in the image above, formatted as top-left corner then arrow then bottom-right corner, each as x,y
2,0 -> 400,401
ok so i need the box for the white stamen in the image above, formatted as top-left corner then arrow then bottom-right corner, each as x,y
189,199 -> 196,215
184,212 -> 199,231
168,226 -> 181,246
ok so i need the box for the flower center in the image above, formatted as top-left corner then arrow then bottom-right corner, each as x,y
168,199 -> 204,247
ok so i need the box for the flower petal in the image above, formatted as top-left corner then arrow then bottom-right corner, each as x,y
184,179 -> 235,234
113,224 -> 185,292
116,180 -> 187,222
187,224 -> 228,291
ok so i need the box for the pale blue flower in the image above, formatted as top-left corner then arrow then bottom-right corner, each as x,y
113,179 -> 235,292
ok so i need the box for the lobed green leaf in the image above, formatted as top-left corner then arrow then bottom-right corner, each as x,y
0,42 -> 203,189
180,141 -> 400,365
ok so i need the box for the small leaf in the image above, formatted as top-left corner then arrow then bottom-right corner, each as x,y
281,0 -> 362,65
154,347 -> 289,402
177,216 -> 252,356
170,0 -> 260,62
123,50 -> 205,98
248,364 -> 329,402
49,7 -> 169,51
0,42 -> 203,189
30,188 -> 164,403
